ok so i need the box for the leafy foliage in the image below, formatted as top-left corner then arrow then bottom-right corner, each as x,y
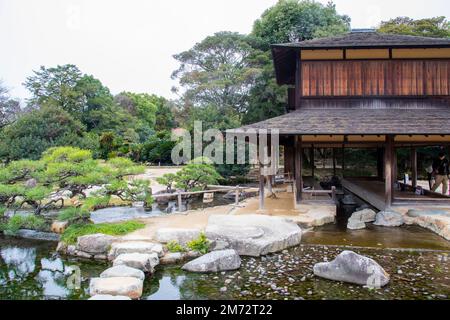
167,240 -> 186,253
186,233 -> 210,254
378,16 -> 450,38
252,0 -> 350,46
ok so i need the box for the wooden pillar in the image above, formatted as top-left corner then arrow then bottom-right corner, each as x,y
294,136 -> 303,204
411,147 -> 417,189
377,148 -> 384,180
259,169 -> 265,210
332,148 -> 337,176
342,144 -> 346,178
310,146 -> 315,178
385,135 -> 395,208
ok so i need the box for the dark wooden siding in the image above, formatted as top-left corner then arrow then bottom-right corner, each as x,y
301,60 -> 450,97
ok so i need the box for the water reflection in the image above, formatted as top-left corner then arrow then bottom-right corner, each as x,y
0,237 -> 105,300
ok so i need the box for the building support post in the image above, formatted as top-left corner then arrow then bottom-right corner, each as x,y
411,147 -> 417,189
385,135 -> 395,208
332,148 -> 337,176
294,136 -> 303,205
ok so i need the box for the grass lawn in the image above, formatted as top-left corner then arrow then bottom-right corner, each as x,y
61,220 -> 145,244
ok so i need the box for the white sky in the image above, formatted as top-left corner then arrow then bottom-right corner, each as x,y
1,0 -> 449,102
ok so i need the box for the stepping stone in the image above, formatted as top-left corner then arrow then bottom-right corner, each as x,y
108,241 -> 164,259
77,234 -> 116,254
89,295 -> 132,300
113,253 -> 159,273
100,265 -> 145,281
182,249 -> 241,273
205,215 -> 302,257
89,277 -> 143,299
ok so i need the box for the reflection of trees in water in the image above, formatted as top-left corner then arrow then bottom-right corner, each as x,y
0,246 -> 43,299
146,266 -> 221,300
1,247 -> 37,279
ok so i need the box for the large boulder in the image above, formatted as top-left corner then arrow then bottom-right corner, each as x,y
155,228 -> 201,245
347,209 -> 377,230
113,253 -> 159,273
89,295 -> 132,300
160,252 -> 185,265
313,251 -> 390,287
108,241 -> 164,259
89,277 -> 143,299
100,265 -> 145,281
76,234 -> 116,255
205,215 -> 301,257
351,209 -> 377,223
374,210 -> 404,227
182,249 -> 241,273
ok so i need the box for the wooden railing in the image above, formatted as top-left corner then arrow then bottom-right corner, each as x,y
152,185 -> 258,213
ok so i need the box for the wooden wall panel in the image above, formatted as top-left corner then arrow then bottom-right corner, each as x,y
301,60 -> 450,97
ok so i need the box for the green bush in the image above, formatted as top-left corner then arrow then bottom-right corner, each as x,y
2,214 -> 47,235
167,240 -> 186,253
186,232 -> 210,254
60,220 -> 145,244
0,206 -> 6,217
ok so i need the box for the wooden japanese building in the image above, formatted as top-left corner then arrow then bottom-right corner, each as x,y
232,30 -> 450,211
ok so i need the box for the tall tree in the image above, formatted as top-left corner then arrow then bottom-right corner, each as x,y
172,31 -> 263,117
24,65 -> 84,116
246,0 -> 350,124
0,82 -> 20,129
378,16 -> 450,38
252,0 -> 350,48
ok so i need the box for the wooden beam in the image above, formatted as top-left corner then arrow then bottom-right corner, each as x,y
259,170 -> 265,210
294,136 -> 303,204
411,147 -> 418,189
385,135 -> 395,208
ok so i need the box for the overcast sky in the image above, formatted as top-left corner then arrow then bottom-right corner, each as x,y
1,0 -> 449,102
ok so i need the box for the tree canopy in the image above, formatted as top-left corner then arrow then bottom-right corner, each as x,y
378,16 -> 450,38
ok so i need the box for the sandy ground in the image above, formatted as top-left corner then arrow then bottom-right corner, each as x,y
132,166 -> 182,194
121,187 -> 336,241
121,204 -> 235,241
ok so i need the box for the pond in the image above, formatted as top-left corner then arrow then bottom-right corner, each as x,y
1,231 -> 449,300
91,195 -> 236,224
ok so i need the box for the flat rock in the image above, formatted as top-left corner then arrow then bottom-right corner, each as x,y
89,277 -> 143,299
374,210 -> 404,227
404,214 -> 450,241
100,265 -> 145,281
113,253 -> 159,273
350,209 -> 377,223
205,215 -> 301,257
89,295 -> 132,300
108,241 -> 164,259
155,228 -> 201,245
160,252 -> 185,265
407,209 -> 450,218
313,251 -> 390,287
16,229 -> 60,242
76,234 -> 116,254
182,249 -> 241,273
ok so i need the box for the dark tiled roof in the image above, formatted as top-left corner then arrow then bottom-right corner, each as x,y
229,99 -> 450,135
274,32 -> 450,49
